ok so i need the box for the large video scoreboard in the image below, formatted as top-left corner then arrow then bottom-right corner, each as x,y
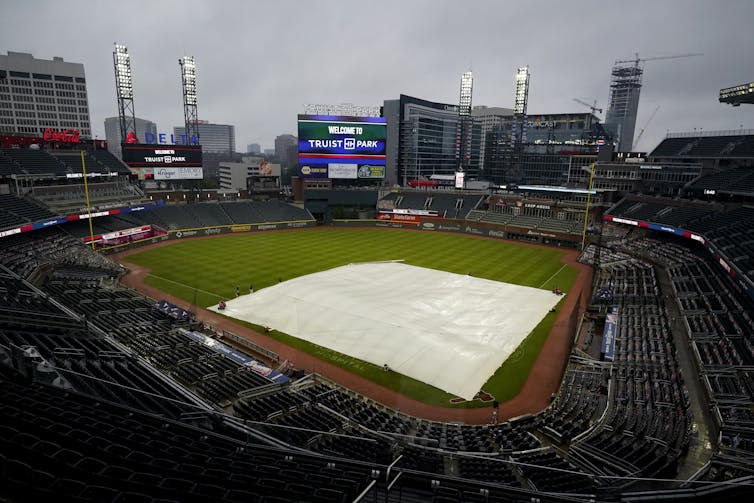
297,115 -> 386,179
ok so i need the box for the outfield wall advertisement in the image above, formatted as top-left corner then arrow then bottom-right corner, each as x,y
333,218 -> 581,247
298,115 -> 386,179
169,221 -> 316,239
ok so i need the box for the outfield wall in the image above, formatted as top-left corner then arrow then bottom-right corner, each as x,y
334,218 -> 581,248
100,220 -> 316,253
100,216 -> 578,254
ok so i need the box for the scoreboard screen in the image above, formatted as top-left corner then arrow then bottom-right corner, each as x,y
297,115 -> 386,179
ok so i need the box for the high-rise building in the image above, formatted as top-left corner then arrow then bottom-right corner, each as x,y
274,134 -> 297,161
174,121 -> 235,154
384,95 -> 469,186
104,116 -> 157,159
0,51 -> 92,137
218,156 -> 280,191
471,106 -> 513,178
247,143 -> 261,154
485,112 -> 608,184
274,134 -> 297,179
605,63 -> 642,152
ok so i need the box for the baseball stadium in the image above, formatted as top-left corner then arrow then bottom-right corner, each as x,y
2,47 -> 754,502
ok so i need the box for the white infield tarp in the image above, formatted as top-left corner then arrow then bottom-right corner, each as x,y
209,262 -> 561,400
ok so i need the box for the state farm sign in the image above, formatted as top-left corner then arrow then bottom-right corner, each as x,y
43,128 -> 80,143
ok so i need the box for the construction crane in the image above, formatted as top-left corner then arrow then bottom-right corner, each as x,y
632,105 -> 660,151
573,98 -> 602,115
615,52 -> 703,67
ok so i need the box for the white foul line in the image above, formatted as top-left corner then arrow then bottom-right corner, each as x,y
148,274 -> 225,300
539,263 -> 567,289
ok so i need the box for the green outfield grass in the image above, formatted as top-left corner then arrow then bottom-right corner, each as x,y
125,228 -> 578,408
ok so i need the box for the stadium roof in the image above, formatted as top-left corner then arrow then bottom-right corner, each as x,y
650,131 -> 754,159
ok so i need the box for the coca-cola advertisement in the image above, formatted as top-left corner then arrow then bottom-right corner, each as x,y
43,128 -> 80,143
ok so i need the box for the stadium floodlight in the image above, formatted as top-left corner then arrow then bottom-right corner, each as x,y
514,67 -> 530,116
180,56 -> 199,144
113,42 -> 137,144
457,71 -> 474,171
180,56 -> 197,106
113,45 -> 133,99
459,71 -> 473,116
719,82 -> 754,106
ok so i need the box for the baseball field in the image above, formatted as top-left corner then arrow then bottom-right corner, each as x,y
123,228 -> 578,408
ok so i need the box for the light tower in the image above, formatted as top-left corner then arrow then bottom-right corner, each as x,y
179,55 -> 199,145
457,71 -> 474,173
510,66 -> 530,181
113,43 -> 136,144
513,66 -> 530,116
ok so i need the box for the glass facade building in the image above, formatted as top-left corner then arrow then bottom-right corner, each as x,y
485,112 -> 610,185
384,95 -> 492,186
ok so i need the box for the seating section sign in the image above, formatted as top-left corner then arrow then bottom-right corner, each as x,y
601,307 -> 618,361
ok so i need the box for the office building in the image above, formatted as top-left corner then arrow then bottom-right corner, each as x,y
275,134 -> 298,169
485,112 -> 609,185
104,116 -> 157,159
247,143 -> 261,154
0,51 -> 91,137
471,106 -> 513,178
219,156 -> 280,191
384,95 -> 498,186
174,121 -> 235,154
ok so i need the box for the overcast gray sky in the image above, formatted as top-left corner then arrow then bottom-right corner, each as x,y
2,0 -> 753,152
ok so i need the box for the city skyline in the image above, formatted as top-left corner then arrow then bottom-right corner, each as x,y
2,0 -> 753,153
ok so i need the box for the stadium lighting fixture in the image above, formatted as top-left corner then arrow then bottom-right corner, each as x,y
180,56 -> 197,106
514,67 -> 530,116
113,45 -> 133,99
180,56 -> 200,145
719,81 -> 754,106
457,71 -> 474,171
459,71 -> 473,116
113,43 -> 137,144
